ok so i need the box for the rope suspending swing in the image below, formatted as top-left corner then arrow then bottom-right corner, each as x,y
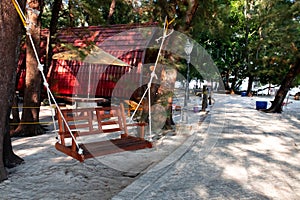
12,0 -> 84,156
129,17 -> 175,141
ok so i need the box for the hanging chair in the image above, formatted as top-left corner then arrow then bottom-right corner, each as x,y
54,103 -> 152,162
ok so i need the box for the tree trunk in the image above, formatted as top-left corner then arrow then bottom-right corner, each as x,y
201,85 -> 208,111
223,71 -> 230,91
230,73 -> 237,93
107,0 -> 116,24
246,75 -> 253,96
68,0 -> 75,27
156,67 -> 177,130
129,65 -> 177,131
11,93 -> 20,125
11,58 -> 24,125
244,0 -> 252,96
185,0 -> 199,30
0,0 -> 25,182
264,56 -> 300,113
45,0 -> 62,71
4,110 -> 24,168
13,0 -> 44,137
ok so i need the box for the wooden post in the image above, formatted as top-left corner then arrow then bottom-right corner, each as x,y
120,103 -> 129,137
202,85 -> 208,112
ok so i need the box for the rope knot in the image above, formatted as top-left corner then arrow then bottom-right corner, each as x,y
38,63 -> 44,72
43,82 -> 49,88
150,72 -> 157,79
78,148 -> 83,155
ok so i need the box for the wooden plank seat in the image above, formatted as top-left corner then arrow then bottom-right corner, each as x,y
55,103 -> 152,162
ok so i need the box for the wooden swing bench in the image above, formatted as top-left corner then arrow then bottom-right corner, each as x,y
55,103 -> 153,162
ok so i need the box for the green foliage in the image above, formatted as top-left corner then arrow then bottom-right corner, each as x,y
252,0 -> 300,85
40,0 -> 300,88
41,0 -> 137,28
191,0 -> 300,89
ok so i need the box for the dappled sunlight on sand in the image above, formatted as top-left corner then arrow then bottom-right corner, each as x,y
200,94 -> 300,199
16,147 -> 49,157
223,164 -> 248,182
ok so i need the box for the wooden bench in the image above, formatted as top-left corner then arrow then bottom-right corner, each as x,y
55,103 -> 152,162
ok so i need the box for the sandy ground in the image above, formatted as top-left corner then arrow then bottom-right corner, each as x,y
2,93 -> 298,200
0,98 -> 206,200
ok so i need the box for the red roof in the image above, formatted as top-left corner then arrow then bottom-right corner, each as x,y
36,23 -> 159,98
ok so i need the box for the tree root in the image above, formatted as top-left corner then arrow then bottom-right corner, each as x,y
0,165 -> 8,182
11,124 -> 46,137
262,108 -> 282,113
4,153 -> 24,169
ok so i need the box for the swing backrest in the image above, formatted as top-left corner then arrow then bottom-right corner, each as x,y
57,107 -> 100,138
56,104 -> 129,139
